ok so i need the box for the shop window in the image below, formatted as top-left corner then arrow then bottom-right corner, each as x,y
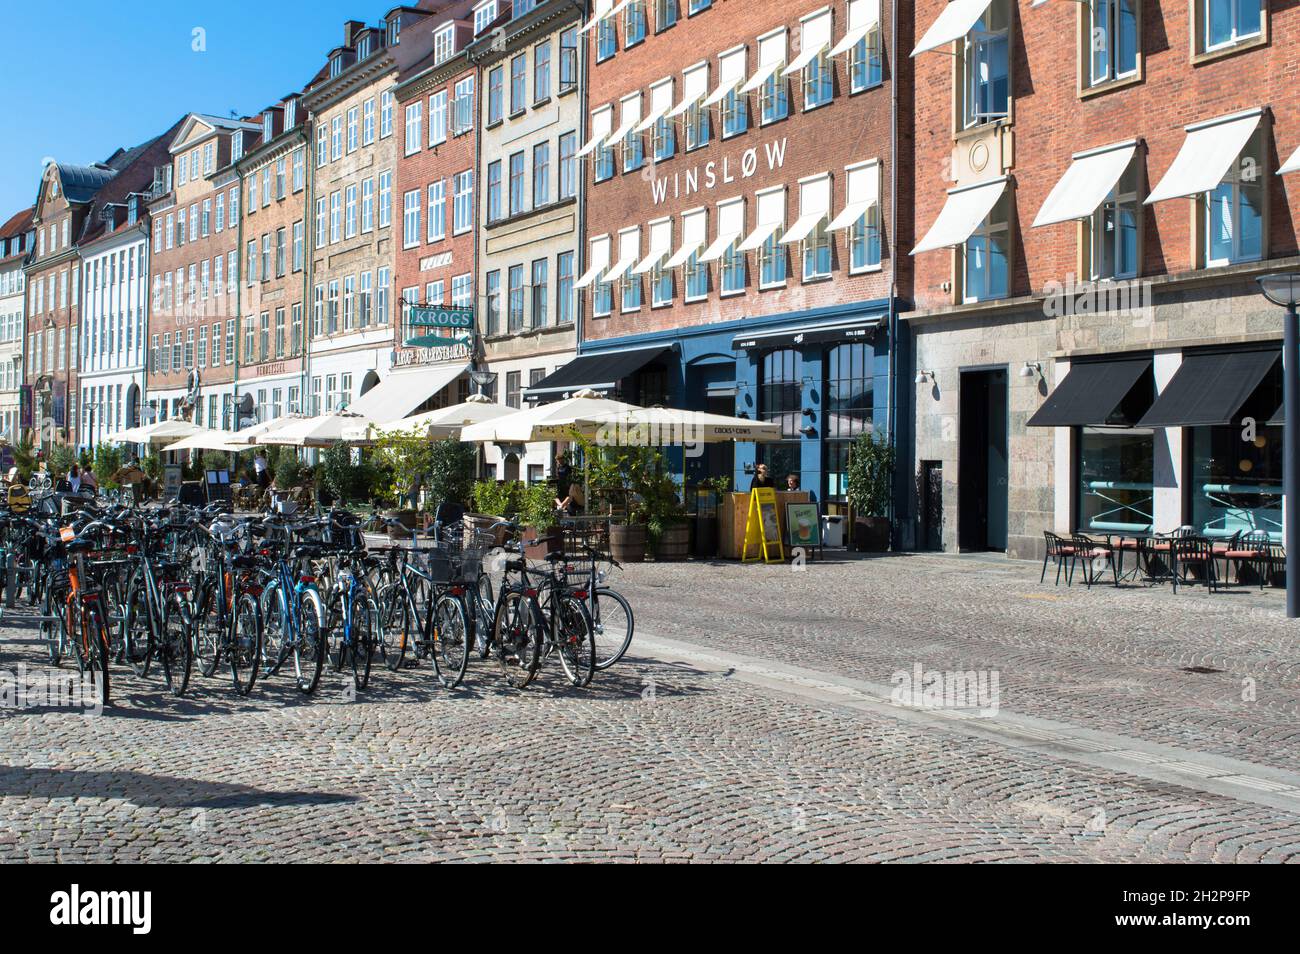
824,343 -> 875,501
1078,428 -> 1154,534
961,0 -> 1010,129
757,348 -> 802,481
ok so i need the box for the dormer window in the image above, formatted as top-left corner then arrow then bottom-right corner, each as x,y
434,24 -> 455,63
231,134 -> 244,161
474,0 -> 498,35
128,196 -> 139,225
358,35 -> 371,60
330,53 -> 343,78
263,113 -> 275,141
285,99 -> 297,129
388,17 -> 401,45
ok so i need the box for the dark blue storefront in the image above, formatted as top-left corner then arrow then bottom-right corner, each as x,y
527,296 -> 914,528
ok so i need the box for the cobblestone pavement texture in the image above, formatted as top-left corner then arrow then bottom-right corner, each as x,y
0,551 -> 1298,862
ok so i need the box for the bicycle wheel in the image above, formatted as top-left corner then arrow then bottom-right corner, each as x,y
492,591 -> 542,690
379,585 -> 415,672
554,595 -> 595,688
591,588 -> 635,670
348,591 -> 378,691
121,573 -> 153,678
431,593 -> 470,689
228,592 -> 262,696
288,587 -> 325,695
40,585 -> 65,666
473,573 -> 495,658
159,592 -> 194,697
192,581 -> 223,678
260,580 -> 288,676
75,602 -> 111,708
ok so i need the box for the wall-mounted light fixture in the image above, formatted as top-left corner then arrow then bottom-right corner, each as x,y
915,370 -> 935,385
1019,361 -> 1042,379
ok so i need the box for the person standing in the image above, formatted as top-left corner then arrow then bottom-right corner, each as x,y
749,463 -> 774,491
55,464 -> 83,494
254,450 -> 271,490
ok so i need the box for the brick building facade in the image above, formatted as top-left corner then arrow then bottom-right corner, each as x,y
906,0 -> 1300,558
144,114 -> 254,430
565,0 -> 907,507
234,95 -> 312,426
0,209 -> 33,442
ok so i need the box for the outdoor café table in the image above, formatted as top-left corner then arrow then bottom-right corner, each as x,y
1102,533 -> 1174,585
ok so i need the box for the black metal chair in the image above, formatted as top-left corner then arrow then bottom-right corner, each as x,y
1223,530 -> 1271,588
1041,531 -> 1076,586
1170,535 -> 1219,594
1070,532 -> 1116,588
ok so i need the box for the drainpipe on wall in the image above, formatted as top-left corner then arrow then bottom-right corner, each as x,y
887,0 -> 900,546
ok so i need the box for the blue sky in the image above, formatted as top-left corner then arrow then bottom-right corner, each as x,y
3,0 -> 384,216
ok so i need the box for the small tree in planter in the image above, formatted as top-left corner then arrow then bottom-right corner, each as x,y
425,437 -> 477,511
373,426 -> 435,518
845,430 -> 894,551
516,481 -> 560,556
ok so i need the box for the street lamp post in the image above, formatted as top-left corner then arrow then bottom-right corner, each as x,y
1256,273 -> 1300,618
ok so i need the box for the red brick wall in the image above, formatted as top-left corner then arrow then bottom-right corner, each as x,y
583,0 -> 905,341
395,62 -> 478,360
911,0 -> 1300,312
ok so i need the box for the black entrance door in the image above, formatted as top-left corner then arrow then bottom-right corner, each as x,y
958,369 -> 1009,552
919,460 -> 943,551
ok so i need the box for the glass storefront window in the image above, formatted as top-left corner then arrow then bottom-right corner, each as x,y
1189,356 -> 1282,539
824,343 -> 874,503
757,348 -> 801,481
1077,427 -> 1154,533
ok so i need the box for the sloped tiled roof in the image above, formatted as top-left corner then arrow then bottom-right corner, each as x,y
55,164 -> 118,204
0,207 -> 33,240
80,118 -> 187,248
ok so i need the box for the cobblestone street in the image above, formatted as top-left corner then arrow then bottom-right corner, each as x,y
3,552 -> 1300,862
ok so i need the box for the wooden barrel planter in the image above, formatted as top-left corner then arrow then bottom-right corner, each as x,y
609,523 -> 647,563
654,523 -> 690,562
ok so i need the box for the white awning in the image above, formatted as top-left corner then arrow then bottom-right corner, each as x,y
1146,108 -> 1263,204
633,221 -> 673,274
912,177 -> 1007,255
604,98 -> 642,148
829,162 -> 880,231
346,365 -> 468,421
575,239 -> 611,288
579,0 -> 629,34
912,0 -> 994,56
703,49 -> 747,107
575,108 -> 613,158
741,31 -> 787,92
603,253 -> 638,286
740,59 -> 782,94
737,219 -> 782,252
780,211 -> 827,245
605,230 -> 640,285
1279,144 -> 1300,175
1033,141 -> 1137,227
667,66 -> 709,119
634,82 -> 675,133
662,237 -> 703,270
831,0 -> 882,56
783,11 -> 833,76
782,38 -> 830,76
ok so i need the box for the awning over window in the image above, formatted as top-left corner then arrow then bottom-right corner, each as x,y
700,201 -> 745,262
1145,108 -> 1262,205
828,162 -> 880,231
667,65 -> 709,119
574,237 -> 610,289
1033,141 -> 1137,228
731,316 -> 881,350
603,97 -> 642,148
912,0 -> 994,56
912,177 -> 1007,255
604,230 -> 641,285
740,30 -> 786,93
525,346 -> 674,399
1138,350 -> 1280,428
830,0 -> 881,56
663,212 -> 707,269
703,48 -> 747,107
575,107 -> 613,158
738,190 -> 785,251
634,81 -> 675,133
345,364 -> 468,421
1025,357 -> 1152,427
783,10 -> 833,76
1279,145 -> 1300,175
633,220 -> 673,274
579,0 -> 630,34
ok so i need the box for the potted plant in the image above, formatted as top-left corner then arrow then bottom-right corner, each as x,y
573,434 -> 647,563
846,430 -> 894,552
627,446 -> 689,562
470,479 -> 515,544
373,426 -> 435,530
517,481 -> 561,557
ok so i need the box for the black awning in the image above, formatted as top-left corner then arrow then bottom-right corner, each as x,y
1138,350 -> 1280,428
1026,357 -> 1152,427
731,317 -> 881,351
1269,403 -> 1284,425
525,346 -> 674,399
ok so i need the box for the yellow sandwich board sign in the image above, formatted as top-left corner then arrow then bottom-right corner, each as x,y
742,487 -> 784,564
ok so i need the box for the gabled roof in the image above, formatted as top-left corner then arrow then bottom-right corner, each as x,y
0,207 -> 34,240
169,112 -> 260,153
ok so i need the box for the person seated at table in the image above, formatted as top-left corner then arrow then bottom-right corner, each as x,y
557,480 -> 585,516
749,463 -> 774,491
785,474 -> 800,492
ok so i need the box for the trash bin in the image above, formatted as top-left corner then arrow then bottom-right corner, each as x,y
821,515 -> 844,548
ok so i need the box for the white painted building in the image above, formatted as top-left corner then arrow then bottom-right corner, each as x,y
0,208 -> 32,442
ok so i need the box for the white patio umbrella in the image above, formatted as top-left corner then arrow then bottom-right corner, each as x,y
570,406 -> 782,444
256,410 -> 378,448
343,394 -> 515,441
104,419 -> 202,446
162,429 -> 250,453
458,389 -> 639,444
225,415 -> 304,446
